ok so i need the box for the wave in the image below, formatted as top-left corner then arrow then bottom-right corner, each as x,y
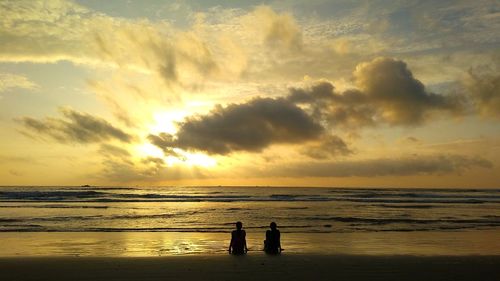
340,192 -> 500,200
2,196 -> 496,204
76,187 -> 137,190
0,218 -> 22,223
305,216 -> 500,226
2,187 -> 499,204
377,204 -> 436,209
338,198 -> 489,204
0,204 -> 109,209
0,190 -> 106,200
0,211 -> 203,223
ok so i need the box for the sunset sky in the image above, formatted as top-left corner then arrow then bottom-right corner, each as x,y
0,0 -> 499,187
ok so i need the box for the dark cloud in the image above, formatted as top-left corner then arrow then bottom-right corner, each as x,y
149,97 -> 324,155
288,82 -> 337,103
399,136 -> 423,145
464,63 -> 500,118
301,135 -> 353,159
147,133 -> 182,157
288,58 -> 464,128
17,107 -> 133,143
354,57 -> 464,125
288,83 -> 376,128
98,144 -> 131,158
148,57 -> 475,157
267,154 -> 493,177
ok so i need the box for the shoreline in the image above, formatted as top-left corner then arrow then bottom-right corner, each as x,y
1,254 -> 499,281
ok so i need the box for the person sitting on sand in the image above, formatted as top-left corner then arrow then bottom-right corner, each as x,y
228,221 -> 248,255
264,222 -> 281,254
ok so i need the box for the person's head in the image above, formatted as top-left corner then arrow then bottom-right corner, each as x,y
270,222 -> 277,230
236,221 -> 243,230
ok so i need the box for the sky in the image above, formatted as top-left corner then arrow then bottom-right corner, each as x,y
0,0 -> 499,187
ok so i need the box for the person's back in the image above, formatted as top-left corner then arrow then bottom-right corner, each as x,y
264,222 -> 281,254
229,221 -> 248,255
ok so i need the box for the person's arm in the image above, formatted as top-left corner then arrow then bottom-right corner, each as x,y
278,230 -> 282,252
244,231 -> 248,253
228,232 -> 233,253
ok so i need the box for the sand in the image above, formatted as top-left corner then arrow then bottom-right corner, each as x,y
1,254 -> 499,281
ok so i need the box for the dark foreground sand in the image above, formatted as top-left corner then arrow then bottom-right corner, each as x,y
1,255 -> 499,281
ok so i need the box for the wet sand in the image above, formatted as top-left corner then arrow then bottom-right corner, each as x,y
1,254 -> 499,281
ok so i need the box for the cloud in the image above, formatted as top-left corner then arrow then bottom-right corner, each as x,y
463,62 -> 500,118
148,97 -> 323,155
147,134 -> 182,157
0,0 -> 220,87
99,157 -> 164,182
0,155 -> 39,165
0,0 -> 97,64
0,73 -> 38,92
147,56 -> 470,157
288,82 -> 377,128
98,144 -> 131,159
353,57 -> 464,125
17,107 -> 133,144
97,155 -> 206,183
300,135 -> 353,159
287,57 -> 465,128
397,136 -> 423,146
243,6 -> 303,51
267,154 -> 493,178
95,143 -> 187,182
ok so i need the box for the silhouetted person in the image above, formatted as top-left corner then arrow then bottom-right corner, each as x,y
228,221 -> 248,255
264,222 -> 281,254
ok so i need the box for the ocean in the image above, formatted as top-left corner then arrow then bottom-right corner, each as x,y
0,186 -> 499,256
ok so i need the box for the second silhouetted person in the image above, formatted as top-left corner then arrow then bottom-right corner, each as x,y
264,222 -> 281,254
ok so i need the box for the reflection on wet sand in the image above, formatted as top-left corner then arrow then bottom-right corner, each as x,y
0,230 -> 499,256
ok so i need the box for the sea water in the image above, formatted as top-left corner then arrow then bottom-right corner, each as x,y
0,186 -> 499,256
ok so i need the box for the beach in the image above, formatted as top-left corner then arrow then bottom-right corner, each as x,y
1,232 -> 499,281
1,255 -> 499,281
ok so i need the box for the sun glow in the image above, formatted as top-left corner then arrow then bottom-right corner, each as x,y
136,143 -> 164,158
136,143 -> 217,168
182,152 -> 217,168
165,149 -> 217,168
137,109 -> 218,168
148,110 -> 190,135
